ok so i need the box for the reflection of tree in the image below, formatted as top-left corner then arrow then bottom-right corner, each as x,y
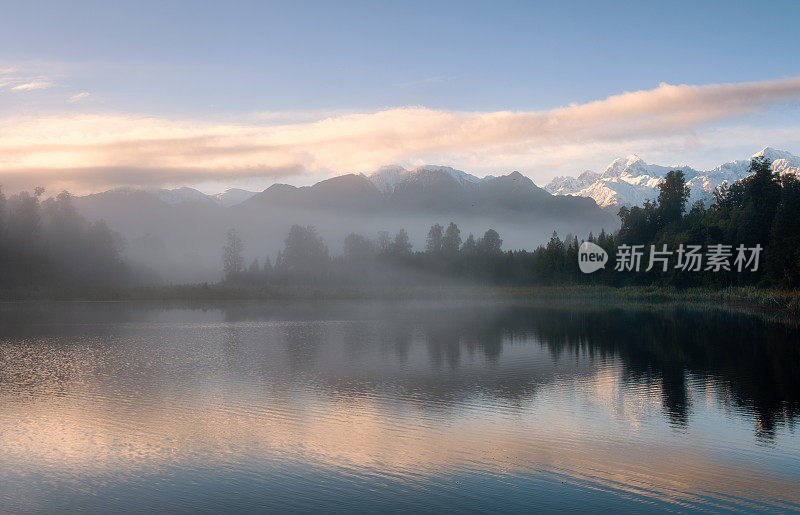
660,365 -> 690,428
357,303 -> 800,437
342,321 -> 374,360
282,323 -> 324,372
426,325 -> 461,370
380,322 -> 412,363
527,306 -> 800,438
222,301 -> 800,438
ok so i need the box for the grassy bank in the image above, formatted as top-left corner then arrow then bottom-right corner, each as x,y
1,284 -> 799,317
501,285 -> 800,317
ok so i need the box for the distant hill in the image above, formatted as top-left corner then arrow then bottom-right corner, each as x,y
237,166 -> 603,220
73,168 -> 616,283
73,150 -> 796,283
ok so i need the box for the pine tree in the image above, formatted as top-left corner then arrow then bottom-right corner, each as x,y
426,224 -> 443,253
442,222 -> 462,254
461,233 -> 476,253
392,229 -> 413,256
222,228 -> 244,279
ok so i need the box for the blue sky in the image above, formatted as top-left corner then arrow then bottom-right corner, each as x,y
1,0 -> 800,193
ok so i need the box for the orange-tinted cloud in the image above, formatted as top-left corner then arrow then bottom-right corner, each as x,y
2,76 -> 800,192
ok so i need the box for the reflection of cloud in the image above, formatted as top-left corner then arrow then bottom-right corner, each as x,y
1,76 -> 800,192
1,310 -> 799,512
2,375 -> 798,511
583,366 -> 663,430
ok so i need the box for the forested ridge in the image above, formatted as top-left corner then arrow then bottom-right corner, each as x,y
0,156 -> 797,293
0,189 -> 129,288
223,157 -> 800,289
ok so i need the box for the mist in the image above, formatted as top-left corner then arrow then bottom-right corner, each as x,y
65,168 -> 617,285
71,194 -> 615,285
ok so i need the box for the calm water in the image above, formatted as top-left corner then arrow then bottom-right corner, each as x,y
0,301 -> 798,513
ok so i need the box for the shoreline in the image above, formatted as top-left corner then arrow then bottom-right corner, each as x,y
1,284 -> 798,318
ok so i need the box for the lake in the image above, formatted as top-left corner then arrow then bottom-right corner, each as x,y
0,301 -> 798,513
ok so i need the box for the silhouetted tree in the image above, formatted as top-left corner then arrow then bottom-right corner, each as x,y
0,187 -> 6,235
6,190 -> 42,245
377,231 -> 391,254
276,224 -> 329,273
769,172 -> 800,286
736,157 -> 781,248
442,222 -> 462,254
222,228 -> 245,279
461,233 -> 476,253
0,187 -> 128,288
617,200 -> 658,244
344,233 -> 376,261
477,229 -> 502,254
392,229 -> 413,256
657,170 -> 690,227
248,258 -> 260,274
426,223 -> 443,253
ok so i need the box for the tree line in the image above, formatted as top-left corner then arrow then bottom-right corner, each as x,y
0,188 -> 129,289
223,157 -> 800,289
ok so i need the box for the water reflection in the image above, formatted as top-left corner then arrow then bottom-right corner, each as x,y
0,301 -> 798,512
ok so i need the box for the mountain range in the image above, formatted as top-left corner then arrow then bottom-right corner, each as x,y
135,147 -> 799,212
74,167 -> 613,283
543,147 -> 800,208
71,147 -> 794,283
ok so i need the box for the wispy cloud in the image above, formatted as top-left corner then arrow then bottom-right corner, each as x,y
0,67 -> 55,92
1,76 -> 800,193
67,91 -> 91,103
10,78 -> 54,91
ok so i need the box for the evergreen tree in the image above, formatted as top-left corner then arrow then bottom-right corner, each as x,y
442,222 -> 462,254
657,170 -> 690,227
280,224 -> 329,273
461,233 -> 477,253
426,223 -> 443,253
248,258 -> 260,275
392,229 -> 413,256
477,229 -> 502,254
222,228 -> 245,279
343,233 -> 375,261
736,157 -> 781,247
377,231 -> 391,254
769,173 -> 800,286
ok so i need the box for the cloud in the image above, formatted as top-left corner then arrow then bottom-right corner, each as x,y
10,79 -> 53,91
66,91 -> 91,103
0,165 -> 303,194
2,76 -> 800,192
0,67 -> 55,92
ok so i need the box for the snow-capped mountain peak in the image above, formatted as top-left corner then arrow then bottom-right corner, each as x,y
753,146 -> 798,162
363,165 -> 407,193
212,188 -> 258,207
152,187 -> 210,204
752,147 -> 800,175
364,164 -> 484,194
544,147 -> 799,209
147,186 -> 258,207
